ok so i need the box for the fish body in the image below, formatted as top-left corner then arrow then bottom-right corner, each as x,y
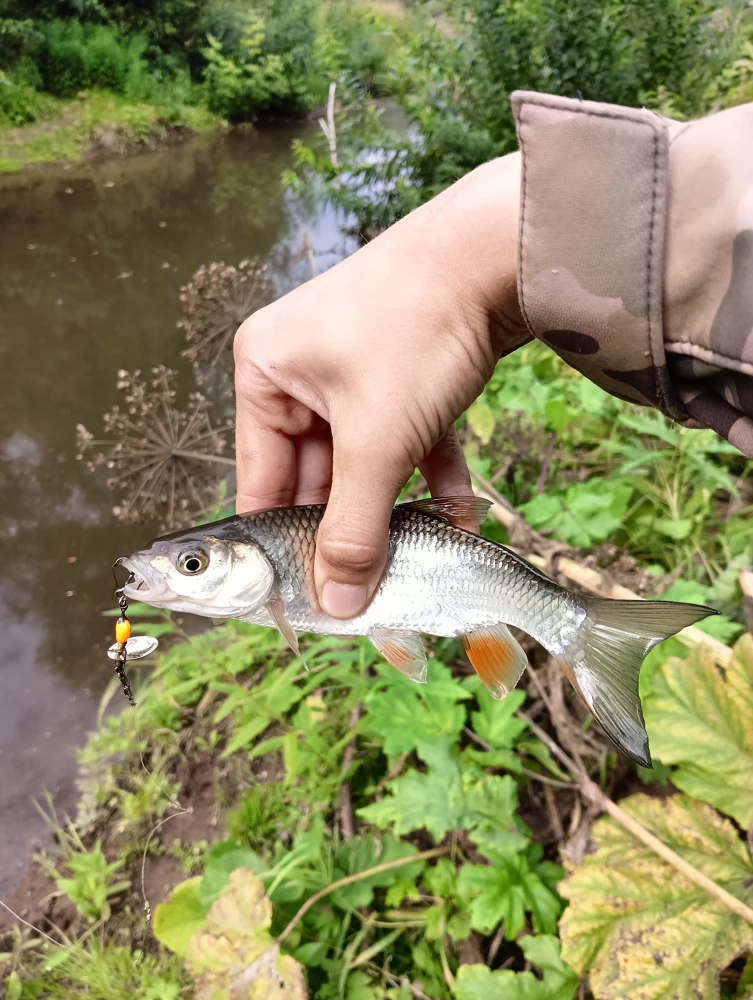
122,496 -> 716,767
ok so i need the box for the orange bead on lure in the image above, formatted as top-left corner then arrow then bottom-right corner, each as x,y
107,560 -> 159,706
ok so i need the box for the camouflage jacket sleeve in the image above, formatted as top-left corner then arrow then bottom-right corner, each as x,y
510,90 -> 753,458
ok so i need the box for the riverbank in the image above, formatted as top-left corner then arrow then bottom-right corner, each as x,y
0,90 -> 224,174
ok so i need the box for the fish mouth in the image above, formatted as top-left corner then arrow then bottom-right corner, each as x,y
120,554 -> 170,604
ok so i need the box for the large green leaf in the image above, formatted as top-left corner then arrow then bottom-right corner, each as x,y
358,739 -> 523,850
357,737 -> 467,839
453,935 -> 577,1000
457,848 -> 563,938
364,661 -> 470,754
186,868 -> 307,999
644,634 -> 753,827
330,835 -> 425,909
559,793 -> 753,999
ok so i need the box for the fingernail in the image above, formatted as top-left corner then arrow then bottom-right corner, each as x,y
321,581 -> 368,619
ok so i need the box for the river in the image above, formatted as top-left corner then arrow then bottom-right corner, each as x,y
0,125 -> 360,900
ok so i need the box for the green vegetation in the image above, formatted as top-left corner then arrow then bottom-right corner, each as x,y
3,603 -> 752,997
0,0 -> 410,171
3,0 -> 753,996
288,0 -> 753,229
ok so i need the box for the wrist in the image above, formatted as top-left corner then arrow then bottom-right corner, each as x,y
432,152 -> 527,360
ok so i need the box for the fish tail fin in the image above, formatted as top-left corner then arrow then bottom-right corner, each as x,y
561,599 -> 717,768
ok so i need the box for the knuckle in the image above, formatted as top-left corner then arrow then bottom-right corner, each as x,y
233,307 -> 272,365
317,532 -> 383,576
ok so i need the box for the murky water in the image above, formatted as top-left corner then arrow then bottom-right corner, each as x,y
0,126 -> 359,898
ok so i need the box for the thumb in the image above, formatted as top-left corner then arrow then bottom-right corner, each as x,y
314,430 -> 411,620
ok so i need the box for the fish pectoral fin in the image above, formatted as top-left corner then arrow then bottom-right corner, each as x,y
400,496 -> 492,532
265,596 -> 309,671
370,630 -> 427,684
462,624 -> 528,700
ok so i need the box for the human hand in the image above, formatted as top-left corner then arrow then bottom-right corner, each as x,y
234,151 -> 526,620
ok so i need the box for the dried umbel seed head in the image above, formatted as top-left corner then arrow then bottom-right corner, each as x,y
76,366 -> 233,529
178,258 -> 275,369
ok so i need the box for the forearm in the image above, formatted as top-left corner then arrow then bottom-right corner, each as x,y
510,91 -> 753,456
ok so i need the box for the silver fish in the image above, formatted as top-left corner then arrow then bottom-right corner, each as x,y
121,496 -> 716,766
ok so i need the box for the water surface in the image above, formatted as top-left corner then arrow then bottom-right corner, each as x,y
0,127 -> 357,897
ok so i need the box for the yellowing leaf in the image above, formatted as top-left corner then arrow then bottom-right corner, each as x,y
466,401 -> 496,444
185,868 -> 307,999
559,794 -> 753,1000
153,877 -> 206,957
644,634 -> 753,827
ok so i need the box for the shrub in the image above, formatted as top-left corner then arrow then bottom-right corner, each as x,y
301,0 -> 748,229
202,1 -> 319,120
0,69 -> 56,125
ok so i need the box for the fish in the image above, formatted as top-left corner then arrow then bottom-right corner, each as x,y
120,496 -> 717,767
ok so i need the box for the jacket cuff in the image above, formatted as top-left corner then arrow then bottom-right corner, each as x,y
510,90 -> 685,421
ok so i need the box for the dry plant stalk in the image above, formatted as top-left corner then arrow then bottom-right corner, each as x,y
76,366 -> 233,528
178,259 -> 275,368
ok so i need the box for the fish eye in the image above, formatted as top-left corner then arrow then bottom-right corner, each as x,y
177,549 -> 208,575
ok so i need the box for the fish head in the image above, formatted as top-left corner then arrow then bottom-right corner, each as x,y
120,524 -> 274,619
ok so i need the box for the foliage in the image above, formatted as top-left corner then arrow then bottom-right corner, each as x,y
0,68 -> 57,125
559,630 -> 753,999
559,794 -> 753,999
644,634 -> 753,828
453,935 -> 577,1000
293,0 -> 750,229
202,1 -> 319,121
463,343 -> 753,594
44,840 -> 131,923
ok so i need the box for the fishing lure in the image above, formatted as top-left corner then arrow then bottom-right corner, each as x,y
108,560 -> 159,705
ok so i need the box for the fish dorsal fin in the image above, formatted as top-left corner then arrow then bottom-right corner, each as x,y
400,496 -> 492,531
266,596 -> 308,671
462,624 -> 528,699
369,629 -> 427,684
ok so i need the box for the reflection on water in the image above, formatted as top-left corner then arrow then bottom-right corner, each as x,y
0,126 -> 358,897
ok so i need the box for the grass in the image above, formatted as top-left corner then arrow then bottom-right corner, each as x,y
0,89 -> 222,173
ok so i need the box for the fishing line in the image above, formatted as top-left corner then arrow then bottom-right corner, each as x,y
109,564 -> 190,935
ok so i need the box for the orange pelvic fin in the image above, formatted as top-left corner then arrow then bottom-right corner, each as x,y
462,624 -> 528,699
370,629 -> 427,683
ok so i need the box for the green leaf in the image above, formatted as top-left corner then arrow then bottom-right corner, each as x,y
737,956 -> 753,998
466,401 -> 496,444
470,688 -> 526,747
458,848 -> 563,938
358,737 -> 466,839
186,869 -> 307,999
453,935 -> 577,1000
365,660 -> 469,754
331,835 -> 425,909
559,794 -> 753,999
655,517 -> 694,540
644,634 -> 753,826
4,971 -> 21,1000
152,877 -> 206,957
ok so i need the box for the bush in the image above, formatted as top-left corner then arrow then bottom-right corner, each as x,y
35,20 -> 157,97
202,0 -> 320,120
0,69 -> 56,125
303,0 -> 748,229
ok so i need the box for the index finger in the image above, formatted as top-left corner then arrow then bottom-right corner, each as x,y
234,371 -> 297,513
